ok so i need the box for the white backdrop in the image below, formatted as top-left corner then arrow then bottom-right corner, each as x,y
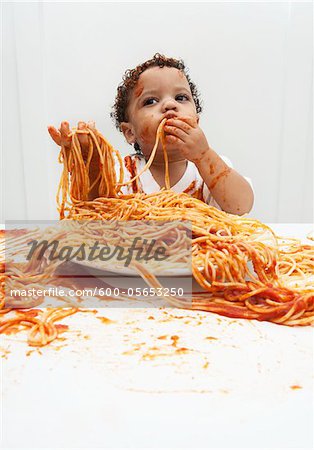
2,1 -> 313,222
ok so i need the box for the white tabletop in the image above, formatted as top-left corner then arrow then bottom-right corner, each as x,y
1,224 -> 313,449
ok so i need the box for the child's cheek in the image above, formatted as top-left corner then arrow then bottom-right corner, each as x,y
139,116 -> 158,144
139,125 -> 151,144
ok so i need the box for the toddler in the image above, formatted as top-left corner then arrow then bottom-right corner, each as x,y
48,53 -> 254,215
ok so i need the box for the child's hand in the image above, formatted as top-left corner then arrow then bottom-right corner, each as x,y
164,117 -> 210,164
47,121 -> 100,166
48,120 -> 101,199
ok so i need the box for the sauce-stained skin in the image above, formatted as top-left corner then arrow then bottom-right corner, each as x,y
166,119 -> 190,133
183,181 -> 196,194
134,84 -> 144,98
138,119 -> 157,146
124,155 -> 139,193
140,125 -> 150,143
166,135 -> 180,143
209,168 -> 231,190
183,182 -> 204,201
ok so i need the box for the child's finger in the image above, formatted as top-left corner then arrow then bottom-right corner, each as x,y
78,121 -> 87,130
59,121 -> 72,148
176,116 -> 198,128
77,121 -> 89,148
165,118 -> 191,134
87,120 -> 96,131
87,121 -> 102,147
60,121 -> 70,136
47,126 -> 61,146
164,124 -> 187,141
165,134 -> 183,145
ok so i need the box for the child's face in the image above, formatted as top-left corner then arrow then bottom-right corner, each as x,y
120,66 -> 198,160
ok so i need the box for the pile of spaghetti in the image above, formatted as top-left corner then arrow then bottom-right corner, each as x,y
1,120 -> 313,346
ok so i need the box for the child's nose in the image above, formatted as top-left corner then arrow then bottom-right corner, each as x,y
162,97 -> 178,112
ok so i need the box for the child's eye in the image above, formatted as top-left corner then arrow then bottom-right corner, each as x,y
176,94 -> 189,102
143,98 -> 158,106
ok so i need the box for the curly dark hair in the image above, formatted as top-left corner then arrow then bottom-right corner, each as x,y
111,53 -> 203,133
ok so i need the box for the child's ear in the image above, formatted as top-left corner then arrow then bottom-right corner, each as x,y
120,122 -> 136,144
196,115 -> 200,124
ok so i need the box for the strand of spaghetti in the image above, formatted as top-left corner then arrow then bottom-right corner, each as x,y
118,118 -> 167,187
72,132 -> 90,199
161,124 -> 170,190
85,138 -> 94,174
57,144 -> 70,218
130,261 -> 189,309
89,130 -> 114,197
59,126 -> 125,206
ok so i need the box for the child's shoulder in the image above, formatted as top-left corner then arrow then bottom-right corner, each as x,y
123,153 -> 145,178
113,153 -> 144,194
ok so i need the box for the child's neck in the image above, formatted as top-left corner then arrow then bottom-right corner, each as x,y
149,158 -> 188,189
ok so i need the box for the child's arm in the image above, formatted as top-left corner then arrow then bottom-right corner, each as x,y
193,148 -> 254,215
164,117 -> 254,215
48,121 -> 101,200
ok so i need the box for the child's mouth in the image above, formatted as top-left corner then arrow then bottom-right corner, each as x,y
163,113 -> 178,121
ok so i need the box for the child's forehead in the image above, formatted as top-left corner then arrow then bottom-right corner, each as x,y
135,66 -> 189,90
